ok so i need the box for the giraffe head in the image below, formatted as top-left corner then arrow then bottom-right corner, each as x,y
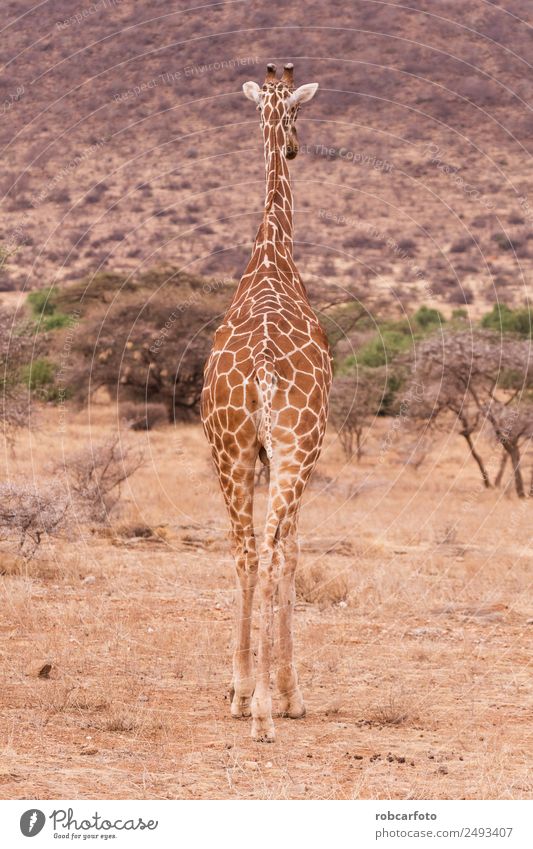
242,63 -> 318,160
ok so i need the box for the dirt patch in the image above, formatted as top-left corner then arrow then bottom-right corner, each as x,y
1,414 -> 532,799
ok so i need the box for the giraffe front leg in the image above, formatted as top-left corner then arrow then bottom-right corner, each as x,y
277,532 -> 305,718
251,538 -> 276,742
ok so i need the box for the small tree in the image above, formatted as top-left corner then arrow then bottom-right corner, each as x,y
329,371 -> 383,460
484,401 -> 533,498
409,330 -> 533,493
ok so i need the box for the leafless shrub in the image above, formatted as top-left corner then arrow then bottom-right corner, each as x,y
446,283 -> 474,304
450,238 -> 470,254
329,372 -> 383,460
0,307 -> 37,443
366,692 -> 416,727
342,233 -> 378,251
397,237 -> 417,257
55,436 -> 144,522
398,432 -> 431,470
48,187 -> 71,204
0,481 -> 70,559
121,401 -> 168,431
458,76 -> 501,106
434,523 -> 459,546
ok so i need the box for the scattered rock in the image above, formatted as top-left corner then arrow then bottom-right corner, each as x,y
0,771 -> 24,783
38,663 -> 52,679
431,603 -> 507,620
408,627 -> 446,638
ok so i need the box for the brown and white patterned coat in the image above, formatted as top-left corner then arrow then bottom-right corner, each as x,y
201,63 -> 332,742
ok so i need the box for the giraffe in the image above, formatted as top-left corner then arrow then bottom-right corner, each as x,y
201,62 -> 332,742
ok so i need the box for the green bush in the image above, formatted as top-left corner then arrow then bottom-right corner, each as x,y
27,287 -> 71,331
451,308 -> 468,321
481,304 -> 532,337
357,330 -> 413,367
413,305 -> 445,329
41,313 -> 72,331
28,287 -> 57,317
21,357 -> 57,394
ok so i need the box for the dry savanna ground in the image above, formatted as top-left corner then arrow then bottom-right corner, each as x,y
0,402 -> 531,800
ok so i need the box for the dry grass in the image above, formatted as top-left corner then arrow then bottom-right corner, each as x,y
0,404 -> 532,799
296,562 -> 349,607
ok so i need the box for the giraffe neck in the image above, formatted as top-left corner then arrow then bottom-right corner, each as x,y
255,122 -> 294,256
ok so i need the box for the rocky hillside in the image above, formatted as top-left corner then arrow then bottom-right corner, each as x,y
1,0 -> 532,316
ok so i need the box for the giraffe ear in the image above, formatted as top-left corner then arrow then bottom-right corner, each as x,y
242,81 -> 261,104
287,83 -> 319,108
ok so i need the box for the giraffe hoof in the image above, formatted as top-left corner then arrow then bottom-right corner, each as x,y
251,721 -> 276,743
278,689 -> 306,718
231,695 -> 252,718
280,704 -> 306,719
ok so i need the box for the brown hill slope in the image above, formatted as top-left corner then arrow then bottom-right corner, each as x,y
1,0 -> 532,315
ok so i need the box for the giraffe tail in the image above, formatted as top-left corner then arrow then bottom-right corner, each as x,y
254,351 -> 276,461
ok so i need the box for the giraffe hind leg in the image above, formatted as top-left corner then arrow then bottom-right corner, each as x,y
251,490 -> 303,741
277,528 -> 306,719
217,456 -> 258,720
